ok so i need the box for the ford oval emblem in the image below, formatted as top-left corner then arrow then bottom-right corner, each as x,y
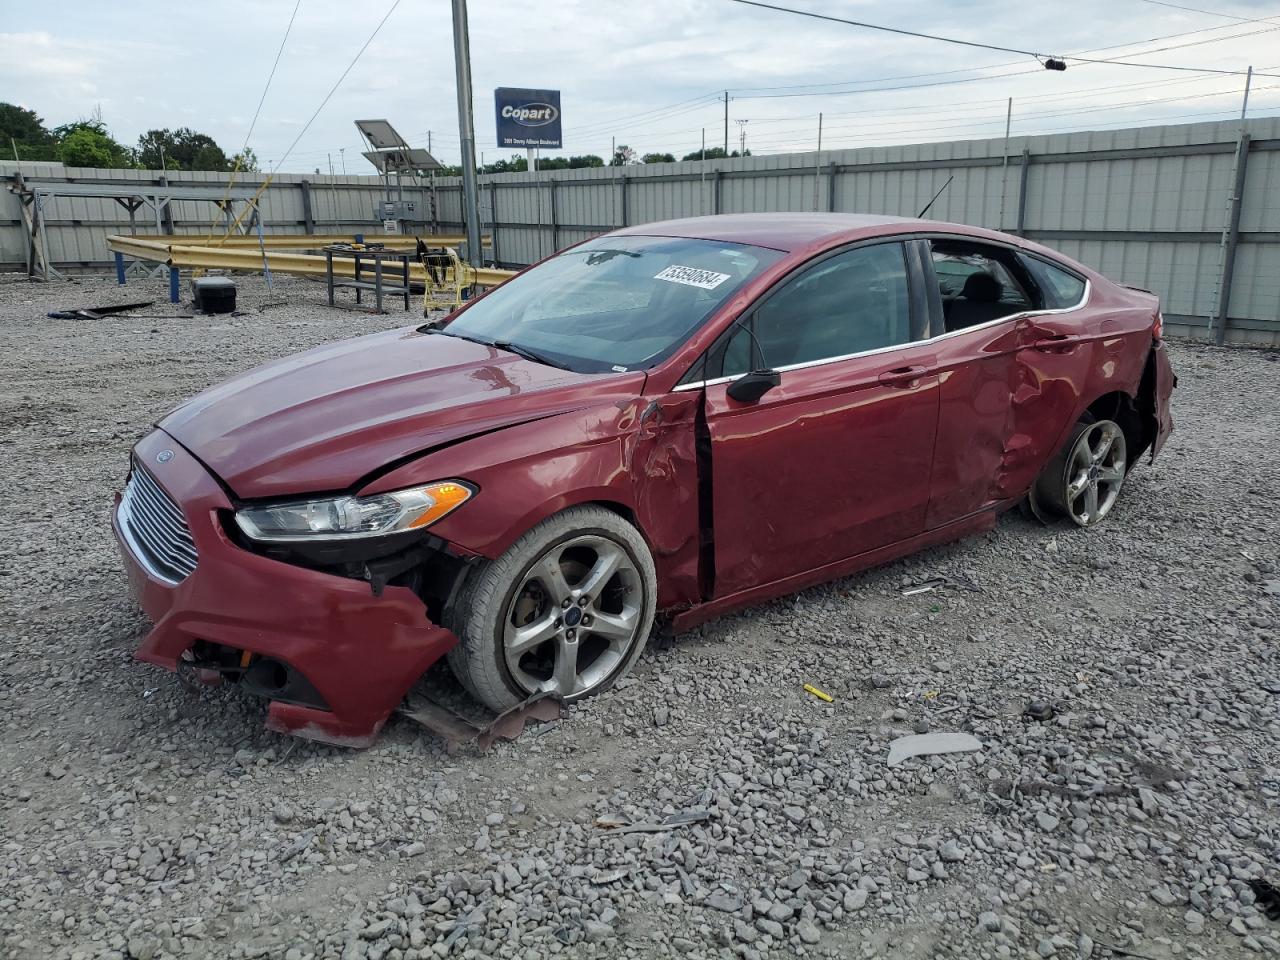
156,450 -> 174,463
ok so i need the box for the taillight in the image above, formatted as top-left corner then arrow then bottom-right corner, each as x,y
1153,311 -> 1163,341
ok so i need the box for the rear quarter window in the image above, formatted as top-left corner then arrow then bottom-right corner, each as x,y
1020,255 -> 1087,310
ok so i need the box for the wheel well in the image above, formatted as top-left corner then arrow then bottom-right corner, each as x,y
585,500 -> 641,532
1084,390 -> 1147,464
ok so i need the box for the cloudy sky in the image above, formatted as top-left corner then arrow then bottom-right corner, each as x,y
3,0 -> 1278,173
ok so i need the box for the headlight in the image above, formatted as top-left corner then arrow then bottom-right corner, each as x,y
234,481 -> 474,542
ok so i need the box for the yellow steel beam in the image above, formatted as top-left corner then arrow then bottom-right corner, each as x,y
125,233 -> 489,250
105,235 -> 515,288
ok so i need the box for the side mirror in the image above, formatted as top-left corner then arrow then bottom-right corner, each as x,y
727,368 -> 780,403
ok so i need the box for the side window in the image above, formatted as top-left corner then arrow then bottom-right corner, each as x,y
930,242 -> 1032,334
722,243 -> 912,376
1019,255 -> 1087,310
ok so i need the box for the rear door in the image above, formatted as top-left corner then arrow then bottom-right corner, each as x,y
696,240 -> 941,598
922,239 -> 1093,528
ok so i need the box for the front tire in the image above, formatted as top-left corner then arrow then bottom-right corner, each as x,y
446,506 -> 657,712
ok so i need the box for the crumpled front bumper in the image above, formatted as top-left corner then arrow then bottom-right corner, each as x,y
113,429 -> 459,747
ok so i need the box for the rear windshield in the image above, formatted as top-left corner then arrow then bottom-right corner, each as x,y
443,235 -> 784,373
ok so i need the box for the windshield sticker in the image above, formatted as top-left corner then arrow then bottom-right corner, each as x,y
654,265 -> 732,290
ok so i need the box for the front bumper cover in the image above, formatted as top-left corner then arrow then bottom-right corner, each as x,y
113,429 -> 460,747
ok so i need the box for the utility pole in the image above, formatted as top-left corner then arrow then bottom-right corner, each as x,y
736,119 -> 749,156
813,113 -> 823,212
328,153 -> 334,176
998,97 -> 1013,230
723,91 -> 729,155
451,0 -> 483,268
428,131 -> 433,154
340,147 -> 346,174
701,127 -> 707,214
1211,64 -> 1254,344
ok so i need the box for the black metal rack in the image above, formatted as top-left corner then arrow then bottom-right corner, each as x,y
324,245 -> 412,312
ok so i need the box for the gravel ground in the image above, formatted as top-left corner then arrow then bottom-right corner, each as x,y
0,273 -> 1277,960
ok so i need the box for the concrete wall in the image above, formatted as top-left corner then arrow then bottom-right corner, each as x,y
4,116 -> 1279,344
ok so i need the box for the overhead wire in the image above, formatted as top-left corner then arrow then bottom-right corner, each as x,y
1136,0 -> 1280,24
741,70 -> 1277,139
281,1 -> 1276,170
728,14 -> 1279,96
742,85 -> 1280,148
722,0 -> 1278,76
220,0 -> 403,239
207,0 -> 302,234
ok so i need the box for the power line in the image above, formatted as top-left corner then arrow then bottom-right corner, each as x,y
242,0 -> 302,155
743,85 -> 1279,146
723,0 -> 1275,76
727,16 -> 1279,95
267,0 -> 403,175
1137,0 -> 1280,24
742,66 -> 1277,132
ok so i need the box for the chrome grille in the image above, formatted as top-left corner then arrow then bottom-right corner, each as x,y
119,462 -> 198,583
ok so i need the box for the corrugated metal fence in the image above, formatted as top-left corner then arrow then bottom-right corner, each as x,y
4,116 -> 1279,344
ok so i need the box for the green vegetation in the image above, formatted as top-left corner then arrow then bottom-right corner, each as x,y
2,102 -> 250,171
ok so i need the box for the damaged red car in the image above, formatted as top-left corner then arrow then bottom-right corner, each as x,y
113,213 -> 1175,746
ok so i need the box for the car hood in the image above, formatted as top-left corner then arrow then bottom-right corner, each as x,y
160,327 -> 638,498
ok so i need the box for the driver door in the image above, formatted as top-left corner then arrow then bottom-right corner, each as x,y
699,241 -> 940,599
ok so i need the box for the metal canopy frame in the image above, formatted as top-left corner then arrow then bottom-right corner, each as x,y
7,177 -> 258,281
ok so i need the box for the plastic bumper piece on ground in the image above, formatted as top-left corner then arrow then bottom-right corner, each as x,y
112,429 -> 459,747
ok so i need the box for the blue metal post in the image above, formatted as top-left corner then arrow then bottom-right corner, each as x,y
114,252 -> 126,285
168,266 -> 180,304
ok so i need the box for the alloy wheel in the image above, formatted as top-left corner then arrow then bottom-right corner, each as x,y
1063,420 -> 1127,526
503,535 -> 644,697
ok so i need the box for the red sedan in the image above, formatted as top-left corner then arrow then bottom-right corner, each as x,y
113,213 -> 1175,746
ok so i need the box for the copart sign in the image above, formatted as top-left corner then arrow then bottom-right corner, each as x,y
494,87 -> 563,149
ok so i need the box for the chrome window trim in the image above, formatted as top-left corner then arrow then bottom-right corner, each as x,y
671,278 -> 1091,392
921,277 -> 1092,346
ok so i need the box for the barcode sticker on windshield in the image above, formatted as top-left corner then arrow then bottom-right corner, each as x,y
654,265 -> 732,290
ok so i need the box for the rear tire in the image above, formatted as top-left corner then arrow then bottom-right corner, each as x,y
446,506 -> 657,712
1032,415 -> 1128,527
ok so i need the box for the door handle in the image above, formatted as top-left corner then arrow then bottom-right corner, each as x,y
1032,333 -> 1074,352
878,365 -> 928,387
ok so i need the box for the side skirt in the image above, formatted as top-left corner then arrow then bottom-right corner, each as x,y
669,509 -> 1000,633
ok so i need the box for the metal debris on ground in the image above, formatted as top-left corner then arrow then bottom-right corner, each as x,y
1024,699 -> 1055,722
887,732 -> 983,767
803,683 -> 833,702
900,575 -> 981,596
590,868 -> 631,885
399,692 -> 564,752
46,300 -> 155,321
596,809 -> 712,835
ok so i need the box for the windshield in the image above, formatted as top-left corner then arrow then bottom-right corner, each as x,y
441,235 -> 784,373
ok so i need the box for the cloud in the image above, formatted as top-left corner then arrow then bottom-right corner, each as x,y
2,0 -> 1275,170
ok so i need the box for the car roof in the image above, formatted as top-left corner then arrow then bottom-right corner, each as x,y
609,212 -> 1098,279
612,213 -> 917,252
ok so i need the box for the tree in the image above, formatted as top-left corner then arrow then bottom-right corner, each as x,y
0,102 -> 58,160
136,127 -> 234,171
53,120 -> 132,168
680,147 -> 750,161
642,152 -> 676,164
609,144 -> 637,166
231,147 -> 260,173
